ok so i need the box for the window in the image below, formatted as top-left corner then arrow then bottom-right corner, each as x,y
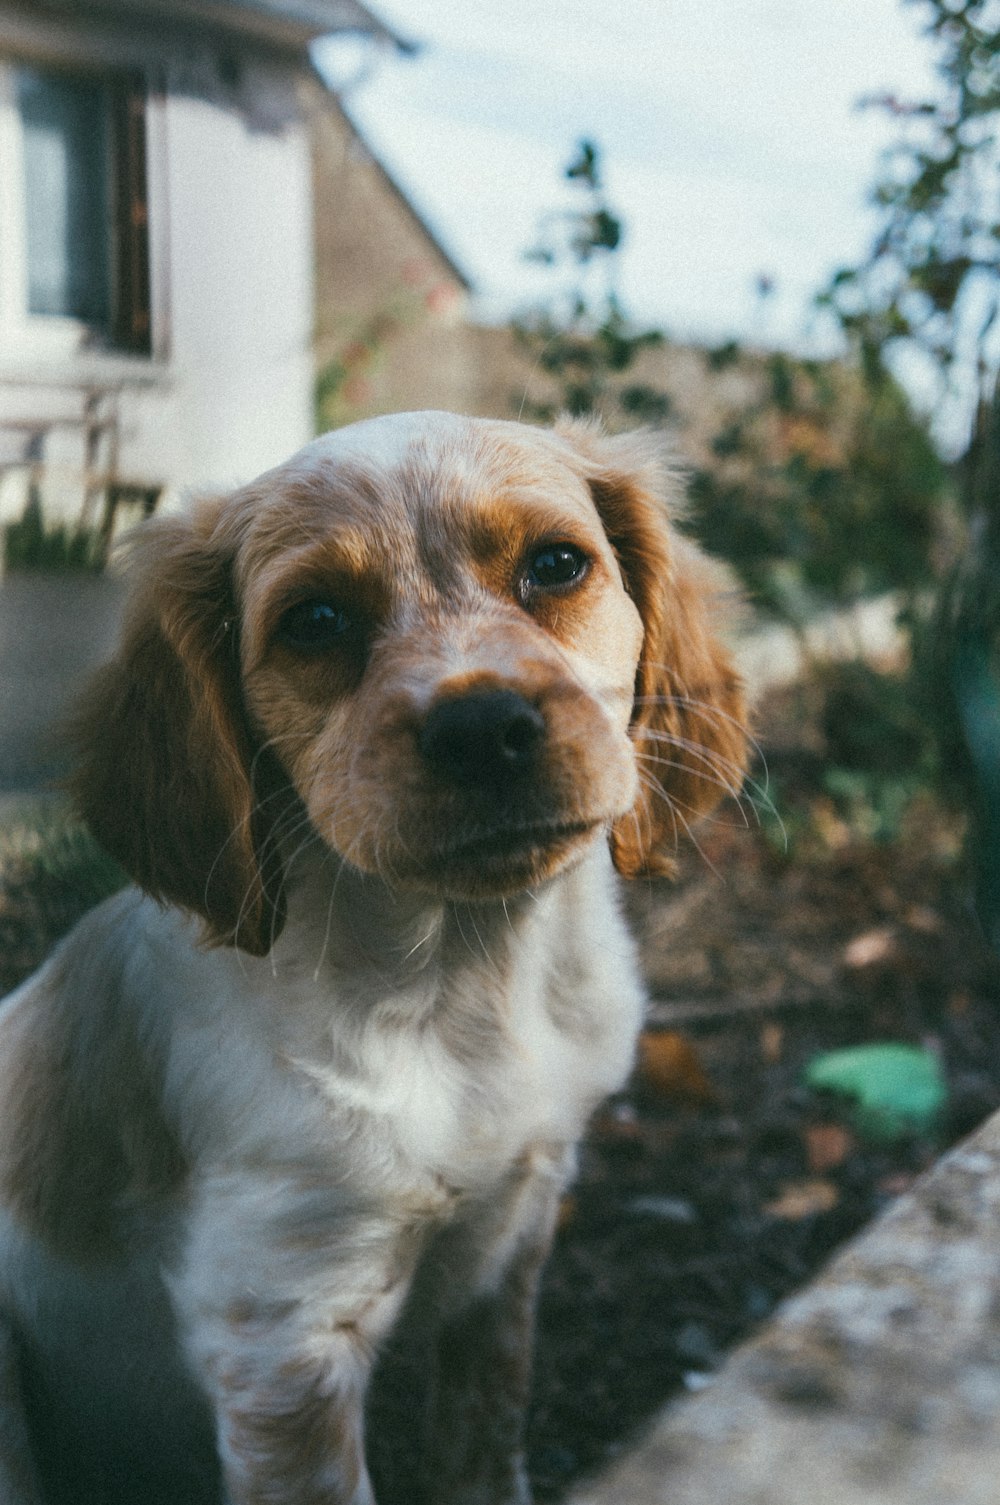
12,64 -> 151,353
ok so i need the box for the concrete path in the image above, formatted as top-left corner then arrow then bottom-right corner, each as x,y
571,1105 -> 1000,1505
0,571 -> 125,792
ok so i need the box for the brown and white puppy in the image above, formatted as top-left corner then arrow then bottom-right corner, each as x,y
0,413 -> 747,1505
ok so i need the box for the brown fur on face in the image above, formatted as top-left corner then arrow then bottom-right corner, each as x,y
558,421 -> 748,877
71,415 -> 747,952
70,506 -> 289,956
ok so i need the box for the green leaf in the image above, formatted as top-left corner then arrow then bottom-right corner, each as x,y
565,139 -> 600,189
805,1044 -> 947,1142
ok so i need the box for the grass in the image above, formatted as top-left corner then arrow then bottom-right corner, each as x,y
0,798 -> 127,994
0,797 -> 124,904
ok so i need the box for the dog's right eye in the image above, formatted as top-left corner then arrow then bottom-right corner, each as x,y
276,600 -> 352,651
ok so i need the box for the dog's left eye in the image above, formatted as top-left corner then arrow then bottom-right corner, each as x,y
525,543 -> 589,591
276,599 -> 352,651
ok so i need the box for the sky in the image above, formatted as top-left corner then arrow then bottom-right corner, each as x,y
316,0 -> 940,358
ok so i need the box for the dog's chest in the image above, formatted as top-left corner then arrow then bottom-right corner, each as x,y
287,882 -> 645,1189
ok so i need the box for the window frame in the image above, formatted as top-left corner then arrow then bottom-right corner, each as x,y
0,58 -> 153,361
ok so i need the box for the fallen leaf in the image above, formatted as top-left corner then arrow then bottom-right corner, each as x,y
843,925 -> 898,970
764,1178 -> 839,1220
589,1102 -> 643,1143
876,1172 -> 917,1200
805,1043 -> 946,1142
760,1022 -> 784,1064
636,1030 -> 715,1104
805,1121 -> 855,1173
904,904 -> 943,935
557,1193 -> 577,1231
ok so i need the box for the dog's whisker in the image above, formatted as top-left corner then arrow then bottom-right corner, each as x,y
636,726 -> 778,819
632,768 -> 677,853
634,751 -> 750,827
313,856 -> 350,983
655,785 -> 726,881
634,734 -> 745,802
634,685 -> 772,788
636,755 -> 755,834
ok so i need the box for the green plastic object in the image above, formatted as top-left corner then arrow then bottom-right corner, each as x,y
804,1043 -> 947,1142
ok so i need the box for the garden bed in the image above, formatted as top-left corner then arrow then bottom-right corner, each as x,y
521,680 -> 999,1500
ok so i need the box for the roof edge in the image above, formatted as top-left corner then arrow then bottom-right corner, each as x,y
329,89 -> 474,294
6,0 -> 416,53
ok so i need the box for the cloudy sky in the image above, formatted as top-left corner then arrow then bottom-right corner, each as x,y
317,0 -> 939,355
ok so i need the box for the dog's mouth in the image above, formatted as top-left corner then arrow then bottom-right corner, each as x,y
404,817 -> 604,897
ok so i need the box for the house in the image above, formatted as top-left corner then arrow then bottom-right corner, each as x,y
0,0 -> 422,539
311,87 -> 474,428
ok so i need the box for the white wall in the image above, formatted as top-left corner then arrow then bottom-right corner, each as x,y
128,58 -> 314,499
0,18 -> 315,523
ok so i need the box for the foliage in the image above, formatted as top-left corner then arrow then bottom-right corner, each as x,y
816,1 -> 1000,942
0,799 -> 124,908
687,345 -> 946,626
512,141 -> 946,632
511,141 -> 671,427
917,378 -> 1000,946
758,662 -> 947,859
3,491 -> 105,573
820,0 -> 1000,421
690,2 -> 1000,634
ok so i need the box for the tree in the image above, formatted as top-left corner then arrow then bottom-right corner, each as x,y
821,0 -> 1000,945
512,141 -> 671,427
821,0 -> 1000,442
513,141 -> 946,637
686,343 -> 944,628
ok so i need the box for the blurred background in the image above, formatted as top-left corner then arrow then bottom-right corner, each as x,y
1,2 -> 1000,1498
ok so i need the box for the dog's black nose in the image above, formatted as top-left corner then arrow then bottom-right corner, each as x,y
419,689 -> 546,786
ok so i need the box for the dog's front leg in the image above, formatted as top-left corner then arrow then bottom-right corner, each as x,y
422,1144 -> 570,1505
175,1177 -> 420,1505
206,1313 -> 376,1505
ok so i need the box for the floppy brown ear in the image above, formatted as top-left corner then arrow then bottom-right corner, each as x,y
70,505 -> 287,955
560,422 -> 749,878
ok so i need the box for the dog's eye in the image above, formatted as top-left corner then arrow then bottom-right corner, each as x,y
276,599 -> 352,651
526,543 -> 589,591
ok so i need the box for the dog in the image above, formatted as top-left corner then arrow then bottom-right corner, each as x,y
0,413 -> 747,1505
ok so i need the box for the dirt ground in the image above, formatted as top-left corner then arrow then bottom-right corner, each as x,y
522,686 -> 1000,1500
0,679 -> 997,1502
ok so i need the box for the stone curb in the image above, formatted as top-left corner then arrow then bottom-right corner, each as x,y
568,1106 -> 1000,1505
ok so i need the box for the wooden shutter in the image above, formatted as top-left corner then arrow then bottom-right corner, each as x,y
110,75 -> 151,354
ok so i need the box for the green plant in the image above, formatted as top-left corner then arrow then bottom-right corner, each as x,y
686,344 -> 946,629
3,491 -> 105,573
821,1 -> 999,427
758,661 -> 949,861
511,141 -> 671,428
818,0 -> 1000,943
0,800 -> 125,906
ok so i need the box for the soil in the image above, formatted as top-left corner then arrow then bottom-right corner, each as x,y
524,689 -> 1000,1500
1,682 -> 998,1502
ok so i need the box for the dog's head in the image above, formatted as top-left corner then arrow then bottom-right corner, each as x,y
73,413 -> 747,954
